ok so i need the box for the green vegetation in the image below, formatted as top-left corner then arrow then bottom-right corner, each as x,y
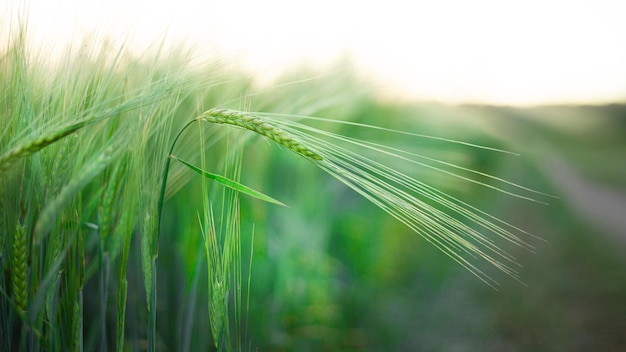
2,24 -> 625,352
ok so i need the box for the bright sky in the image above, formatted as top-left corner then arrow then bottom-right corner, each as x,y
3,0 -> 626,105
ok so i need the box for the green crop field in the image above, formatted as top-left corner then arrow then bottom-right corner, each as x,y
1,23 -> 625,351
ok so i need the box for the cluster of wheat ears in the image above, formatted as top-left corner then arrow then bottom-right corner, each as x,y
0,26 -> 552,351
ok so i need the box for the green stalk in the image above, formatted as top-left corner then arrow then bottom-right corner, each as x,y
156,118 -> 200,249
149,118 -> 199,352
99,252 -> 109,352
147,264 -> 156,352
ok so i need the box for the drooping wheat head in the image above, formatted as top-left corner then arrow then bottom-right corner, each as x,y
201,108 -> 323,161
198,109 -> 552,286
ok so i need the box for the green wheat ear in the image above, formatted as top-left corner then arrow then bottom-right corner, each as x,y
238,110 -> 555,286
0,120 -> 90,175
11,222 -> 28,314
201,109 -> 323,161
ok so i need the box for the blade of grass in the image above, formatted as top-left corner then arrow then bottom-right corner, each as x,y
169,155 -> 287,207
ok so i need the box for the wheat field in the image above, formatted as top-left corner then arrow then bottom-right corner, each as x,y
2,21 -> 626,352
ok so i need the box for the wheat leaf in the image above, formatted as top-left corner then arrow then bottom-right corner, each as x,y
169,155 -> 287,207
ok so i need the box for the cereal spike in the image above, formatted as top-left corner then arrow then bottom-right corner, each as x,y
0,120 -> 89,174
11,222 -> 28,314
201,109 -> 323,161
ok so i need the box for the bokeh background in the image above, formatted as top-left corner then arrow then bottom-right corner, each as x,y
4,0 -> 625,105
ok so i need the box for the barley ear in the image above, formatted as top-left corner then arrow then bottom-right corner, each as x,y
72,299 -> 82,351
11,222 -> 28,314
201,109 -> 323,161
0,120 -> 89,175
209,279 -> 227,347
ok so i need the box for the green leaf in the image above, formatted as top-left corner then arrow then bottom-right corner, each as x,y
169,155 -> 287,207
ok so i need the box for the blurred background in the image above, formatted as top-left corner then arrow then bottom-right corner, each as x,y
3,0 -> 625,350
4,0 -> 625,105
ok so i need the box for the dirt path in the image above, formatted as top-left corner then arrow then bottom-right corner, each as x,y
542,152 -> 626,245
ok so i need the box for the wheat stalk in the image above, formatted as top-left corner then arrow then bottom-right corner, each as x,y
0,188 -> 5,263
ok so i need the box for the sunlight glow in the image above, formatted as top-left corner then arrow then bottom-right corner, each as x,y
3,0 -> 625,105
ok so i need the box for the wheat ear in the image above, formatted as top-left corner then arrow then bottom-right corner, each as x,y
201,109 -> 323,161
0,120 -> 89,174
11,222 -> 28,314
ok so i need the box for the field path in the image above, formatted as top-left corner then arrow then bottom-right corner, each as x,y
542,152 -> 626,245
